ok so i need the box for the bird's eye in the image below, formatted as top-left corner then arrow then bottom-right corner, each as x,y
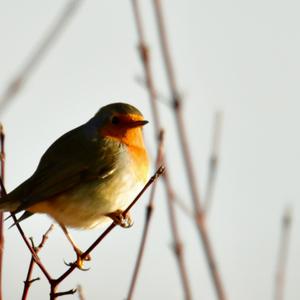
111,116 -> 120,125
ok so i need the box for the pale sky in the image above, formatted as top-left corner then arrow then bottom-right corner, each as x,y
0,0 -> 299,299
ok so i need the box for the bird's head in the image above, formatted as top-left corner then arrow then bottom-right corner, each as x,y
92,102 -> 148,146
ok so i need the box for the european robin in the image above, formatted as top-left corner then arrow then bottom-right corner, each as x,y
0,102 -> 150,268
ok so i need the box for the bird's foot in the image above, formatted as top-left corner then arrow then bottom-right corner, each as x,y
64,248 -> 91,271
107,210 -> 133,228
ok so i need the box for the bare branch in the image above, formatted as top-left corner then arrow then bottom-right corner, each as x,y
0,124 -> 5,300
0,0 -> 83,113
0,179 -> 53,283
77,285 -> 86,300
274,206 -> 293,300
50,288 -> 77,300
152,1 -> 227,299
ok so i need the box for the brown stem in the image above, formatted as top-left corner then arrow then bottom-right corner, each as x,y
77,285 -> 86,300
152,1 -> 227,299
0,0 -> 83,113
274,207 -> 292,300
22,224 -> 55,300
0,179 -> 53,283
0,125 -> 5,300
131,1 -> 193,299
0,128 -> 54,297
50,288 -> 76,300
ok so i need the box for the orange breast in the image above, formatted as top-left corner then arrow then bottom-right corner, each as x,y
101,123 -> 150,182
127,144 -> 149,183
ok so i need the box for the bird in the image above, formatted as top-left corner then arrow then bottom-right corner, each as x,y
0,102 -> 150,268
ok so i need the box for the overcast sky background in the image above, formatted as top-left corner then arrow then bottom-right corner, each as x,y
0,0 -> 299,299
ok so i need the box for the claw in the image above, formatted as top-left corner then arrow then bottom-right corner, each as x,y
107,210 -> 133,228
64,249 -> 91,271
64,258 -> 90,271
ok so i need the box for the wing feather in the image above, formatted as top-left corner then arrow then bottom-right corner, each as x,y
1,123 -> 120,212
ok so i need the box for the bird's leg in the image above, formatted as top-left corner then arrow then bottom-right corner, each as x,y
106,210 -> 133,228
59,224 -> 91,270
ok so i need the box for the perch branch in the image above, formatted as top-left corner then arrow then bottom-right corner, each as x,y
49,166 -> 165,297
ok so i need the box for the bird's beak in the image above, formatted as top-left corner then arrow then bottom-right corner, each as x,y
127,120 -> 149,128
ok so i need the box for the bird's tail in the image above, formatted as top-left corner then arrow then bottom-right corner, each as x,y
6,211 -> 34,228
0,194 -> 20,212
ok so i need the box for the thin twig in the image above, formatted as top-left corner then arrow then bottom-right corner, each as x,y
127,130 -> 164,300
77,285 -> 86,300
203,111 -> 223,214
135,75 -> 171,107
50,166 -> 165,296
50,288 -> 77,299
131,1 -> 192,299
22,224 -> 55,300
152,1 -> 227,299
0,0 -> 83,113
0,180 -> 53,283
0,129 -> 53,295
274,206 -> 293,300
0,125 -> 5,300
173,194 -> 193,218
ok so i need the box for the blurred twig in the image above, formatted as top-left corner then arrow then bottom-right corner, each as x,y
274,207 -> 292,300
0,0 -> 83,113
173,194 -> 193,218
0,180 -> 53,283
135,75 -> 171,107
131,1 -> 192,299
22,224 -> 55,300
127,130 -> 164,300
0,134 -> 54,292
203,111 -> 223,214
0,125 -> 5,300
152,1 -> 227,299
77,285 -> 86,300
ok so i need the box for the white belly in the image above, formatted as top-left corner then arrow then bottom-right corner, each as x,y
44,166 -> 147,229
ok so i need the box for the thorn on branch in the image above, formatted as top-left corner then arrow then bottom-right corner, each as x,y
139,44 -> 149,62
145,204 -> 154,220
282,207 -> 292,227
156,165 -> 165,177
158,129 -> 164,143
134,75 -> 172,107
173,95 -> 181,110
173,241 -> 183,257
29,237 -> 36,250
51,288 -> 77,298
24,277 -> 40,285
210,156 -> 218,169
